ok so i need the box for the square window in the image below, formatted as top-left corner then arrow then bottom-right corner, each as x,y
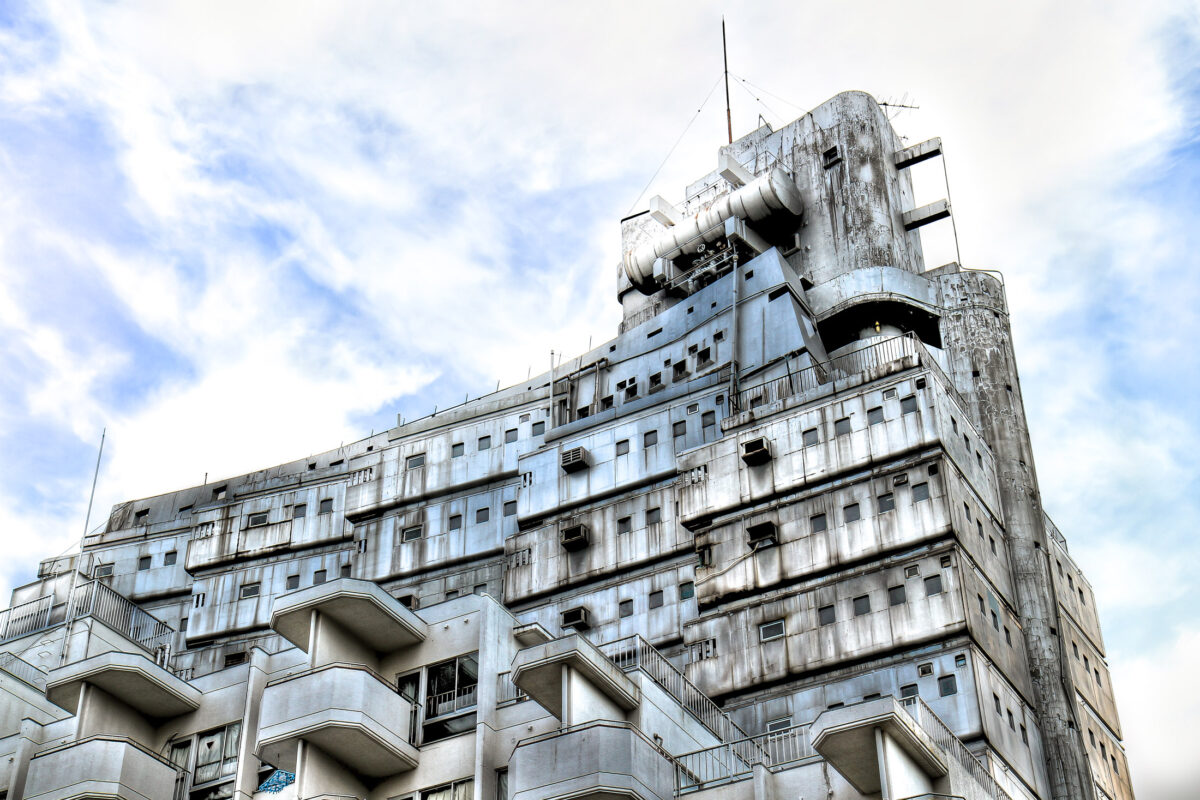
248,511 -> 268,527
449,514 -> 463,531
938,675 -> 958,697
293,503 -> 307,519
339,564 -> 351,578
877,492 -> 895,512
867,406 -> 884,425
760,619 -> 786,641
476,507 -> 490,523
900,395 -> 918,414
616,439 -> 630,456
888,585 -> 906,606
811,513 -> 828,533
646,507 -> 662,525
924,574 -> 944,596
406,453 -> 426,469
240,583 -> 260,599
900,684 -> 918,698
673,420 -> 687,437
504,501 -> 517,517
617,516 -> 632,534
940,555 -> 952,569
286,574 -> 299,590
918,662 -> 934,677
649,590 -> 664,609
883,388 -> 897,399
134,508 -> 149,522
319,498 -> 334,514
912,482 -> 930,502
818,605 -> 836,626
679,581 -> 695,600
164,551 -> 177,566
853,595 -> 871,616
478,435 -> 492,451
955,654 -> 967,667
313,569 -> 327,585
843,503 -> 861,523
213,485 -> 227,501
644,430 -> 658,447
452,442 -> 465,458
905,564 -> 920,578
802,428 -> 819,447
619,599 -> 633,618
532,421 -> 546,436
402,525 -> 423,542
505,429 -> 518,444
834,417 -> 852,436
137,555 -> 152,571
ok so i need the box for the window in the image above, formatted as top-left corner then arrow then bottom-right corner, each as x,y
617,516 -> 632,534
673,361 -> 688,380
192,721 -> 241,789
900,395 -> 918,414
329,459 -> 344,468
616,439 -> 630,456
1021,725 -> 1029,745
138,555 -> 152,571
697,546 -> 713,567
818,605 -> 836,626
446,590 -> 459,600
802,428 -> 819,447
853,595 -> 871,616
823,145 -> 840,168
963,503 -> 971,522
476,507 -> 490,523
1072,641 -> 1080,659
424,653 -> 479,724
619,599 -> 633,618
673,420 -> 687,437
1008,709 -> 1016,730
286,574 -> 299,590
843,503 -> 861,523
912,482 -> 930,502
318,498 -> 334,514
649,590 -> 664,609
178,504 -> 193,514
811,513 -> 828,533
505,429 -> 518,444
766,717 -> 791,733
939,675 -> 958,696
403,525 -> 423,542
888,585 -> 906,606
452,442 -> 465,458
701,410 -> 716,434
679,581 -> 695,600
991,610 -> 999,630
990,536 -> 997,554
877,492 -> 895,512
993,693 -> 1003,714
977,520 -> 984,538
293,503 -> 306,519
213,485 -> 227,501
407,453 -> 426,469
1089,729 -> 1097,747
180,617 -> 188,632
867,406 -> 884,425
834,417 -> 852,436
248,511 -> 268,527
955,654 -> 967,667
478,435 -> 492,451
697,347 -> 712,366
503,501 -> 517,517
1005,627 -> 1013,646
239,582 -> 260,599
313,569 -> 327,585
532,421 -> 546,436
905,564 -> 920,578
422,778 -> 474,800
339,563 -> 351,578
918,662 -> 934,677
924,574 -> 944,596
164,550 -> 177,566
449,514 -> 463,531
759,619 -> 786,641
644,430 -> 658,447
900,684 -> 918,698
497,770 -> 508,800
135,508 -> 149,522
646,507 -> 662,525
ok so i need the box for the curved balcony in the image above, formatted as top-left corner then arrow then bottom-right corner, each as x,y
23,735 -> 181,800
256,663 -> 418,778
509,721 -> 674,800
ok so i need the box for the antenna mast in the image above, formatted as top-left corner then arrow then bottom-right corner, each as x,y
722,18 -> 732,144
82,427 -> 105,541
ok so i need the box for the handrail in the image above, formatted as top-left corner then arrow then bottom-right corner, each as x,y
674,722 -> 814,792
263,661 -> 397,691
496,671 -> 528,706
0,594 -> 55,642
426,683 -> 478,718
32,733 -> 186,773
0,652 -> 48,690
70,580 -> 175,654
900,696 -> 1015,800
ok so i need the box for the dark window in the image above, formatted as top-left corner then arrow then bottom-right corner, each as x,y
993,693 -> 1002,714
407,453 -> 426,469
644,430 -> 658,447
646,507 -> 662,525
679,581 -> 695,600
293,503 -> 306,519
867,406 -> 884,425
991,610 -> 1000,630
617,516 -> 632,534
843,503 -> 861,523
963,502 -> 971,521
834,417 -> 852,436
905,564 -> 920,578
239,583 -> 260,599
900,684 -> 918,698
760,619 -> 785,641
977,520 -> 984,538
888,585 -> 906,606
503,501 -> 517,517
701,410 -> 716,432
478,435 -> 491,451
532,421 -> 545,436
673,420 -> 687,437
766,717 -> 791,733
224,652 -> 247,667
619,599 -> 633,618
180,617 -> 188,632
452,442 -> 465,458
649,590 -> 664,609
319,498 -> 334,514
476,507 -> 490,523
802,428 -> 819,447
925,574 -> 944,596
811,513 -> 828,533
313,570 -> 327,585
403,525 -> 423,542
1021,725 -> 1029,745
286,575 -> 299,590
329,459 -> 344,467
340,564 -> 351,578
213,485 -> 227,501
505,429 -> 518,444
938,675 -> 958,697
853,595 -> 871,616
918,663 -> 933,676
616,439 -> 630,456
940,555 -> 952,568
135,508 -> 149,522
978,594 -> 986,614
248,511 -> 268,527
877,492 -> 895,512
1008,710 -> 1016,730
912,482 -> 930,502
164,551 -> 177,566
990,536 -> 998,554
449,514 -> 463,531
178,504 -> 193,514
818,605 -> 836,626
697,347 -> 712,366
1005,627 -> 1013,646
137,556 -> 152,571
955,654 -> 967,667
900,395 -> 918,414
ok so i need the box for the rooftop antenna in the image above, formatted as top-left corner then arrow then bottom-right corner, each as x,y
82,428 -> 106,541
722,18 -> 733,144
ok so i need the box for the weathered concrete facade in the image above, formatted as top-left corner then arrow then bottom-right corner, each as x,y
0,91 -> 1131,800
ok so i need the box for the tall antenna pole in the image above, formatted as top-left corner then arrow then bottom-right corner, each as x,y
82,427 -> 106,540
722,18 -> 733,144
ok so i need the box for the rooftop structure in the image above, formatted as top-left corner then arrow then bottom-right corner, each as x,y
0,90 -> 1131,800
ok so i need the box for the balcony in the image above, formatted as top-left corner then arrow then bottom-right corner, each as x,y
270,578 -> 426,655
256,663 -> 419,778
45,651 -> 201,719
23,735 -> 181,800
509,721 -> 675,800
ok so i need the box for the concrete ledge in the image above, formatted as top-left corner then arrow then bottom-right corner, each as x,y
24,736 -> 179,800
811,696 -> 946,794
256,663 -> 418,778
45,651 -> 201,718
511,635 -> 639,718
510,721 -> 674,800
270,578 -> 426,653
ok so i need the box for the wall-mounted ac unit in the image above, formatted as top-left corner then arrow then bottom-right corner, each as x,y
560,523 -> 590,551
561,606 -> 591,630
561,446 -> 590,474
746,520 -> 778,547
741,437 -> 772,465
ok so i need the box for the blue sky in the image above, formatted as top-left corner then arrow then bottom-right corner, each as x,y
0,2 -> 1197,797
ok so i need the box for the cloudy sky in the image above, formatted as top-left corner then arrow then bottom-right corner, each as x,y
0,1 -> 1196,796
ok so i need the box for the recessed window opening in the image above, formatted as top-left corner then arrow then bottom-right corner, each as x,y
649,590 -> 664,609
759,619 -> 786,641
247,511 -> 268,527
818,605 -> 836,626
912,482 -> 930,502
137,556 -> 152,571
239,583 -> 260,599
834,417 -> 852,436
318,498 -> 334,514
449,514 -> 463,531
843,503 -> 861,523
853,595 -> 871,616
407,453 -> 426,469
403,525 -> 423,542
811,513 -> 828,533
452,442 -> 465,458
313,569 -> 327,585
867,407 -> 884,425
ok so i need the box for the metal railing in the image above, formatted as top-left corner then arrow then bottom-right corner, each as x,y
0,652 -> 48,690
71,580 -> 175,654
496,672 -> 528,706
599,635 -> 755,760
0,594 -> 54,642
900,696 -> 1015,800
426,683 -> 478,719
675,722 -> 814,791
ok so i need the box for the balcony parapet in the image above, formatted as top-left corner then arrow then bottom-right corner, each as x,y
45,650 -> 201,719
256,662 -> 418,778
270,578 -> 426,653
511,634 -> 639,719
23,735 -> 183,800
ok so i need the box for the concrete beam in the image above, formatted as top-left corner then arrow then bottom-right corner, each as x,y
902,199 -> 951,231
724,216 -> 770,255
894,137 -> 943,170
718,153 -> 754,187
648,196 -> 681,227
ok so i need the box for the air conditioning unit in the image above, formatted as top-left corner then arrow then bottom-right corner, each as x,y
746,521 -> 778,547
741,437 -> 772,466
561,606 -> 591,630
560,523 -> 590,551
560,446 -> 590,474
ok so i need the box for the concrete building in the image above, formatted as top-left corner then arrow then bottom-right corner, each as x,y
0,90 -> 1132,800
